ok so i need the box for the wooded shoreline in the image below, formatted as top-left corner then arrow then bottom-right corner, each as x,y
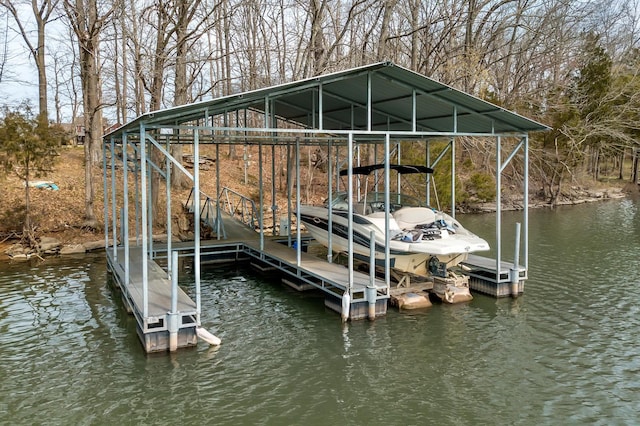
0,175 -> 631,262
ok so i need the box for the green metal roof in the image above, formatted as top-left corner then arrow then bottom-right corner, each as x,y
107,62 -> 548,138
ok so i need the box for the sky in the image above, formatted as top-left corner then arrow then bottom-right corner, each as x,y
0,6 -> 64,119
0,53 -> 40,112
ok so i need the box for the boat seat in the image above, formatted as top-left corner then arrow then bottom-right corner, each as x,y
366,212 -> 402,232
393,207 -> 437,230
354,202 -> 372,215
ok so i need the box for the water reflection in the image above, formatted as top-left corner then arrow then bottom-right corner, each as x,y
0,199 -> 638,424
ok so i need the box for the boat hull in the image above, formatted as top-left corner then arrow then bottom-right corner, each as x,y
298,205 -> 488,277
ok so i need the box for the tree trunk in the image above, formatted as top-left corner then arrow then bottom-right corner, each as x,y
171,0 -> 191,190
113,18 -> 122,125
149,0 -> 170,226
34,10 -> 48,121
224,0 -> 236,159
2,0 -> 56,121
376,0 -> 396,61
409,0 -> 418,70
309,0 -> 326,76
65,0 -> 109,227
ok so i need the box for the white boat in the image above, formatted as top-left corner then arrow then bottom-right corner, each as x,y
298,164 -> 489,301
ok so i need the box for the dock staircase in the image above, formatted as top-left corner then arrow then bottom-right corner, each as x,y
184,186 -> 263,239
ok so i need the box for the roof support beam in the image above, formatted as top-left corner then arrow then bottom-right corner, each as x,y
283,87 -> 435,132
453,106 -> 457,133
367,72 -> 372,131
319,83 -> 324,130
376,73 -> 523,133
412,90 -> 417,132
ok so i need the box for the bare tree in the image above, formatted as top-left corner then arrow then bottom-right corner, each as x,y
5,0 -> 631,213
64,0 -> 113,227
45,22 -> 81,124
0,9 -> 8,84
172,0 -> 222,187
1,0 -> 60,120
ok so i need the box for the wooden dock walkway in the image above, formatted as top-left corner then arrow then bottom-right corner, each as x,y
155,235 -> 390,320
242,238 -> 389,319
152,208 -> 391,320
106,248 -> 198,352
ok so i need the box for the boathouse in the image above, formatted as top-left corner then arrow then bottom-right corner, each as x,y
102,62 -> 548,352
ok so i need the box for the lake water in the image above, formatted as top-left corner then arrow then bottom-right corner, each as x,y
1,198 -> 638,425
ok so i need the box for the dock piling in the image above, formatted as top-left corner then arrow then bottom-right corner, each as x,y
366,286 -> 377,320
511,223 -> 521,298
168,312 -> 179,352
169,250 -> 180,351
341,292 -> 350,322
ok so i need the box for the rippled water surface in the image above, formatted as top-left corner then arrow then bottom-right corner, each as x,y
1,199 -> 638,425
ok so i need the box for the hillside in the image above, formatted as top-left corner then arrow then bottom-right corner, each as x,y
0,147 -> 98,244
0,145 -> 325,258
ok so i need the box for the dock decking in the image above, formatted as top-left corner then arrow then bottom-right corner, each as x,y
107,209 -> 525,353
106,248 -> 198,352
154,235 -> 391,320
168,209 -> 390,318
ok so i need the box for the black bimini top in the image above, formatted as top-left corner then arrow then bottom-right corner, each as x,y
339,164 -> 434,176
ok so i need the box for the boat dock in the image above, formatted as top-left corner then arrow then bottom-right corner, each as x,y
106,203 -> 523,353
102,63 -> 542,353
107,208 -> 391,352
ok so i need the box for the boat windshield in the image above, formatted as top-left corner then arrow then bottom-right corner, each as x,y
326,192 -> 425,211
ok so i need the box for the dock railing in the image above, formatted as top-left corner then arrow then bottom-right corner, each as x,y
219,187 -> 261,230
185,188 -> 227,238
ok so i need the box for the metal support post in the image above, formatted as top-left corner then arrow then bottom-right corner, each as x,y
295,137 -> 301,267
194,130 -> 201,325
102,141 -> 109,253
165,137 -> 172,278
139,124 -> 149,320
368,230 -> 376,320
384,134 -> 391,287
271,144 -> 277,235
347,133 -> 354,292
327,140 -> 333,262
123,134 -> 130,288
511,222 -> 521,298
169,250 -> 179,351
110,138 -> 117,259
496,135 -> 502,284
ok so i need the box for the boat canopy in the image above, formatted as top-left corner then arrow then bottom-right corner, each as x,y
339,164 -> 433,176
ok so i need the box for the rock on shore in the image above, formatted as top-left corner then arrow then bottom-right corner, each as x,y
3,235 -> 168,260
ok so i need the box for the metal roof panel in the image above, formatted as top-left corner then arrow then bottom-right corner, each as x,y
106,62 -> 548,138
